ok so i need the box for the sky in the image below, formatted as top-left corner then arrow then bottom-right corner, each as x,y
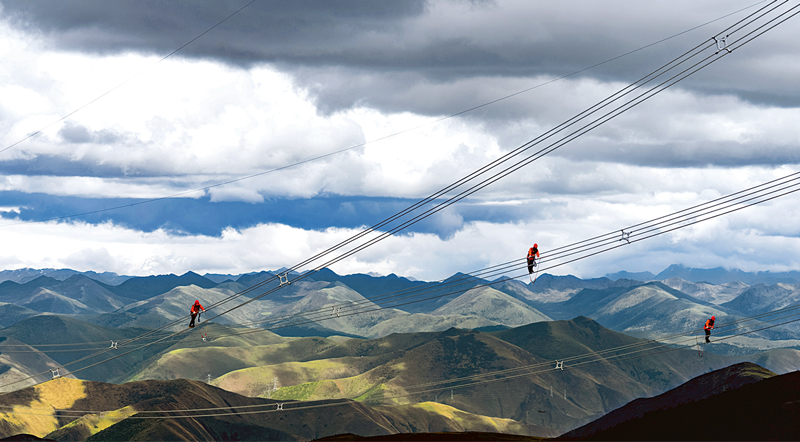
0,0 -> 799,281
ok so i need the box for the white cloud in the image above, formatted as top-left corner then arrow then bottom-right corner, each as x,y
0,2 -> 798,280
0,178 -> 797,280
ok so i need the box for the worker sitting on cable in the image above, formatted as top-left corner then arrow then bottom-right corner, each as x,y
189,300 -> 205,328
527,243 -> 540,274
704,315 -> 715,343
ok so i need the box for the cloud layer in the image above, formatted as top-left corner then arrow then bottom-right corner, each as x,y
0,1 -> 798,279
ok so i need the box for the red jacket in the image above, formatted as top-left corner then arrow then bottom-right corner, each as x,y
704,318 -> 715,330
527,247 -> 539,260
190,303 -> 205,314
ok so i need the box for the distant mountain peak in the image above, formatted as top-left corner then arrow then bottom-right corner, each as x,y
606,264 -> 800,285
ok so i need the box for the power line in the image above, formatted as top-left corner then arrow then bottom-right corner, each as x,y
3,305 -> 798,419
116,167 -> 800,358
193,169 -> 800,339
5,158 -> 797,388
0,1 -> 794,395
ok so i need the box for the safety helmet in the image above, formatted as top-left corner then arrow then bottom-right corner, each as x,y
195,300 -> 200,305
711,316 -> 715,320
534,243 -> 538,248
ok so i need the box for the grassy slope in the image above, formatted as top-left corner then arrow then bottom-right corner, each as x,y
0,376 -> 402,441
0,377 -> 87,439
128,333 -> 344,382
215,356 -> 386,398
374,402 -> 558,438
213,318 -> 737,434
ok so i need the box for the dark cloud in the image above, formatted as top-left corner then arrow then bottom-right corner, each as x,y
3,0 -> 428,63
4,0 -> 798,116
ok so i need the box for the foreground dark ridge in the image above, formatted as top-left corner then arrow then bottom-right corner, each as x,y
558,362 -> 799,440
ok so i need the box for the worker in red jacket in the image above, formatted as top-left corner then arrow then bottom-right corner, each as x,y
189,300 -> 205,328
704,315 -> 715,343
527,244 -> 540,274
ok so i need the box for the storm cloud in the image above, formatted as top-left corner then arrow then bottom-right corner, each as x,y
4,0 -> 799,115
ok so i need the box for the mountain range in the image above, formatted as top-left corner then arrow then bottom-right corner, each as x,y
606,263 -> 800,285
0,316 -> 759,440
0,265 -> 798,439
0,266 -> 799,356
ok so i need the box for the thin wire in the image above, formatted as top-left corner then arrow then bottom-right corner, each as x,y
1,0 -> 792,394
74,171 -> 799,351
79,1 -> 800,329
177,173 -> 800,342
6,308 -> 797,419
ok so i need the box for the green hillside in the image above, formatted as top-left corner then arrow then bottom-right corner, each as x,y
203,318 -> 732,433
0,313 -> 770,438
0,376 -> 555,441
127,328 -> 347,383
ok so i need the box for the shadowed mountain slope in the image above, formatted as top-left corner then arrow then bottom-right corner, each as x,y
314,432 -> 543,441
309,270 -> 428,304
0,376 -> 547,441
748,348 -> 800,374
0,316 -> 175,383
0,277 -> 61,305
489,316 -> 722,393
523,275 -> 641,303
558,362 -> 776,439
0,337 -> 70,392
558,362 -> 799,440
0,304 -> 39,329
